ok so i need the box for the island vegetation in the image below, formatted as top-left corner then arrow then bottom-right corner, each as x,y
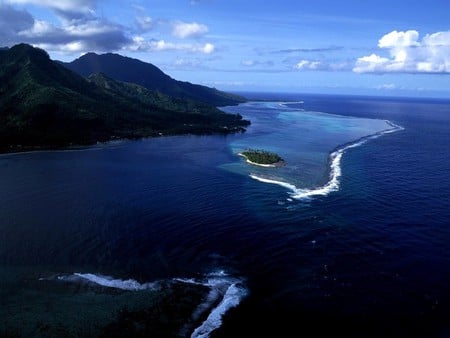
239,149 -> 284,166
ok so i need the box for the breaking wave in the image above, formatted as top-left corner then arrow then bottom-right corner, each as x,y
57,272 -> 159,291
175,271 -> 247,338
250,120 -> 403,201
41,270 -> 247,338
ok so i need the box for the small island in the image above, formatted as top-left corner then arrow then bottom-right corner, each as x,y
239,149 -> 285,167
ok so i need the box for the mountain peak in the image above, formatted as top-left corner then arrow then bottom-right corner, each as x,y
68,51 -> 169,82
63,51 -> 246,106
0,43 -> 249,151
8,43 -> 50,61
0,44 -> 50,74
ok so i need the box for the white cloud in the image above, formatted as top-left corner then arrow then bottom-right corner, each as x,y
295,59 -> 349,71
202,42 -> 214,53
353,54 -> 391,72
35,41 -> 89,53
354,30 -> 450,73
130,37 -> 215,54
64,21 -> 122,37
378,30 -> 420,48
19,19 -> 56,36
6,0 -> 95,14
175,58 -> 200,66
172,21 -> 208,39
241,59 -> 275,67
1,1 -> 130,53
1,2 -> 214,57
171,57 -> 211,70
295,60 -> 321,70
423,31 -> 450,46
15,16 -> 130,53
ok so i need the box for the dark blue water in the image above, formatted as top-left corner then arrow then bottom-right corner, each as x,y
1,94 -> 450,337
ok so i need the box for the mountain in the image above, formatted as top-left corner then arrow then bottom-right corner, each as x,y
62,52 -> 246,107
0,44 -> 250,151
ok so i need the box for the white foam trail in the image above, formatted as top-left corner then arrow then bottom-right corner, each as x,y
250,121 -> 403,201
175,271 -> 248,338
249,175 -> 297,191
58,273 -> 158,291
278,101 -> 304,108
384,120 -> 405,133
191,283 -> 246,338
47,270 -> 247,338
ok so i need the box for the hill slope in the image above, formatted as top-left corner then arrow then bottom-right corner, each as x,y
0,44 -> 250,151
62,52 -> 246,106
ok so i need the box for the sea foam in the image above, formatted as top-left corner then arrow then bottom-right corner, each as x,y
190,283 -> 246,338
175,271 -> 248,338
250,121 -> 403,201
43,270 -> 247,338
53,273 -> 159,291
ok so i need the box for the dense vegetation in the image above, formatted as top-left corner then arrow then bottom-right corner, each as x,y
0,44 -> 250,152
241,149 -> 284,165
62,52 -> 246,107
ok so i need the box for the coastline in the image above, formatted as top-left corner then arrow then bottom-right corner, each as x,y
238,152 -> 285,167
249,119 -> 404,200
0,125 -> 249,156
0,140 -> 126,157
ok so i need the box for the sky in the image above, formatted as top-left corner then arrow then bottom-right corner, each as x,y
1,0 -> 450,98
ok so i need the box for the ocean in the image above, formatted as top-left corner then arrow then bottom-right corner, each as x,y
1,93 -> 450,337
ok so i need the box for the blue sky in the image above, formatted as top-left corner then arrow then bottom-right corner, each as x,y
1,0 -> 450,97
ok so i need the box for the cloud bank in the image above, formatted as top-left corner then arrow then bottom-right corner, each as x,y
6,0 -> 95,13
354,30 -> 450,73
0,2 -> 130,52
0,3 -> 34,41
19,18 -> 130,53
0,2 -> 215,57
6,0 -> 96,20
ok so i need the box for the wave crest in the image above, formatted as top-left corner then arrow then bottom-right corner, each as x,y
42,270 -> 247,338
250,121 -> 403,201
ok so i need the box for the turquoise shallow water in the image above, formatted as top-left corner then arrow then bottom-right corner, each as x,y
222,101 -> 393,190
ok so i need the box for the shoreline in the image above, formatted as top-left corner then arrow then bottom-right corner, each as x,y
0,141 -> 125,157
0,126 -> 247,156
238,152 -> 285,167
249,119 -> 404,200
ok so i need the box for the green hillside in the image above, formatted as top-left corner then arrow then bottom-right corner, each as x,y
0,44 -> 250,152
62,52 -> 246,106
